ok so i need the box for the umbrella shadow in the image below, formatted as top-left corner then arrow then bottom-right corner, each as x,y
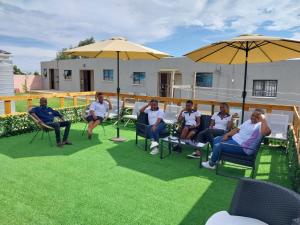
0,128 -> 102,159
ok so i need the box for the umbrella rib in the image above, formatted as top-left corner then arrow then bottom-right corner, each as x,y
195,43 -> 232,62
248,41 -> 269,51
228,43 -> 241,64
125,52 -> 130,60
147,52 -> 161,59
254,42 -> 273,62
94,51 -> 103,58
266,41 -> 300,53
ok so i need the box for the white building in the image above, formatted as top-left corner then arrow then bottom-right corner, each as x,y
41,57 -> 300,106
0,50 -> 14,114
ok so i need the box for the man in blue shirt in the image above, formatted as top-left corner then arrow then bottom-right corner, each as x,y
30,97 -> 72,147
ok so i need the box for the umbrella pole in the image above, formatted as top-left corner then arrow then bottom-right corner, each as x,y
241,42 -> 249,123
111,51 -> 127,142
117,51 -> 120,138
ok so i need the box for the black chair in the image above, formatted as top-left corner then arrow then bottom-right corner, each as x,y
135,112 -> 169,151
206,178 -> 300,225
230,179 -> 300,225
216,137 -> 264,178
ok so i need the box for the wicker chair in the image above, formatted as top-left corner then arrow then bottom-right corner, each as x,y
28,109 -> 55,146
206,178 -> 300,225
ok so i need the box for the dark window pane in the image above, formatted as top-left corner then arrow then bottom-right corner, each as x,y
196,73 -> 213,87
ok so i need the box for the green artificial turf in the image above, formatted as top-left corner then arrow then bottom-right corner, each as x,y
0,123 -> 291,225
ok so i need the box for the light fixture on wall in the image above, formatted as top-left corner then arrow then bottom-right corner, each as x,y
214,65 -> 221,75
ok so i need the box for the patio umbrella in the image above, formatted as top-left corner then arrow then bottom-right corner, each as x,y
184,34 -> 300,122
64,37 -> 171,141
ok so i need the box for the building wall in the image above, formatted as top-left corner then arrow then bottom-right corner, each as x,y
41,57 -> 300,106
14,75 -> 43,93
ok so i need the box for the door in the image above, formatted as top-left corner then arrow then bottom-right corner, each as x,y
49,69 -> 55,89
158,72 -> 171,97
80,70 -> 94,91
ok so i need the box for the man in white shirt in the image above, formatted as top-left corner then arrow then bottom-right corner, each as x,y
140,99 -> 166,155
196,103 -> 233,149
86,92 -> 112,139
202,109 -> 271,170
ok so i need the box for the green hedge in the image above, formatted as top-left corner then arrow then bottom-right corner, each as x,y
0,106 -> 85,137
288,129 -> 300,193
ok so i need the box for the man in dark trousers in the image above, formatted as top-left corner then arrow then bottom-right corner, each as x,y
30,97 -> 72,147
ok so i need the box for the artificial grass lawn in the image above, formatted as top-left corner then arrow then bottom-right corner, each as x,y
0,123 -> 291,225
15,93 -> 86,112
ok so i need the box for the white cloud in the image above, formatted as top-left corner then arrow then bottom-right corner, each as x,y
1,0 -> 300,71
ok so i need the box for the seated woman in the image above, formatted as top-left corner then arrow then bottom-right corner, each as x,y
202,109 -> 271,169
197,102 -> 233,148
140,99 -> 166,155
86,92 -> 112,139
178,100 -> 201,143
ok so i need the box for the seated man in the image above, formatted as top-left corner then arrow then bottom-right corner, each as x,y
202,109 -> 271,169
30,97 -> 72,147
140,99 -> 166,155
86,92 -> 112,139
196,102 -> 233,148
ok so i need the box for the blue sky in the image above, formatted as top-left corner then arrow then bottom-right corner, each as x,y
1,0 -> 300,72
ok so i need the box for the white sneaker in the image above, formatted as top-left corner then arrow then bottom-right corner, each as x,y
150,147 -> 159,155
150,141 -> 159,149
202,161 -> 216,170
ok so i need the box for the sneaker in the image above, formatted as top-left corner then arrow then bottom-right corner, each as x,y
186,140 -> 194,145
187,152 -> 201,159
150,141 -> 159,150
202,161 -> 216,170
150,147 -> 159,155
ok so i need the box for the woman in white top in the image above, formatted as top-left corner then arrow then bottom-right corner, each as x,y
202,108 -> 271,169
189,103 -> 233,158
86,92 -> 112,139
198,103 -> 233,145
140,99 -> 166,155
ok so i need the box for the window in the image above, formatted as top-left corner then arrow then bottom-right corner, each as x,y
43,68 -> 47,78
252,80 -> 278,97
196,72 -> 213,87
132,72 -> 145,84
103,69 -> 113,81
63,70 -> 72,80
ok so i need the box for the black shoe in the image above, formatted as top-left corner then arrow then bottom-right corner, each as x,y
172,145 -> 182,153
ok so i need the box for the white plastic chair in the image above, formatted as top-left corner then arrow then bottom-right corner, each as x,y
122,101 -> 145,127
108,98 -> 123,126
266,114 -> 289,141
164,104 -> 183,125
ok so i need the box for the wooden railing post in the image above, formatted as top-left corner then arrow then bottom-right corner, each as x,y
4,100 -> 11,114
27,99 -> 33,109
211,104 -> 215,115
73,96 -> 78,107
86,96 -> 91,105
59,97 -> 65,108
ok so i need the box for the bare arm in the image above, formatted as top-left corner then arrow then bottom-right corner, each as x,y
227,117 -> 234,131
105,99 -> 112,110
209,119 -> 215,128
223,128 -> 240,140
178,109 -> 185,122
30,112 -> 44,124
140,103 -> 150,113
260,115 -> 271,136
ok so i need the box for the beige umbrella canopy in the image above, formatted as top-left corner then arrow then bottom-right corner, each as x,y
64,37 -> 170,60
184,34 -> 300,121
64,37 -> 171,141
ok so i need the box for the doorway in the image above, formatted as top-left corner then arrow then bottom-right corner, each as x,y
158,72 -> 171,97
49,69 -> 59,90
80,70 -> 94,91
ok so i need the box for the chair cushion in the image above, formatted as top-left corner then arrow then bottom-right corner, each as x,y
205,211 -> 268,225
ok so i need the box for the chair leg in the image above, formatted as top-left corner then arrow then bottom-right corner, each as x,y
41,131 -> 44,140
135,133 -> 138,145
47,131 -> 53,147
82,123 -> 88,136
145,138 -> 148,151
101,125 -> 106,136
29,130 -> 40,144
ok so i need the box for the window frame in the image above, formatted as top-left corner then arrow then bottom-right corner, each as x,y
43,68 -> 47,78
195,72 -> 213,88
252,79 -> 278,97
103,69 -> 114,81
63,70 -> 72,80
132,72 -> 146,85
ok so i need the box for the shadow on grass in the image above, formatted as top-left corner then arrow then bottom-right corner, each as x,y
0,128 -> 102,158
